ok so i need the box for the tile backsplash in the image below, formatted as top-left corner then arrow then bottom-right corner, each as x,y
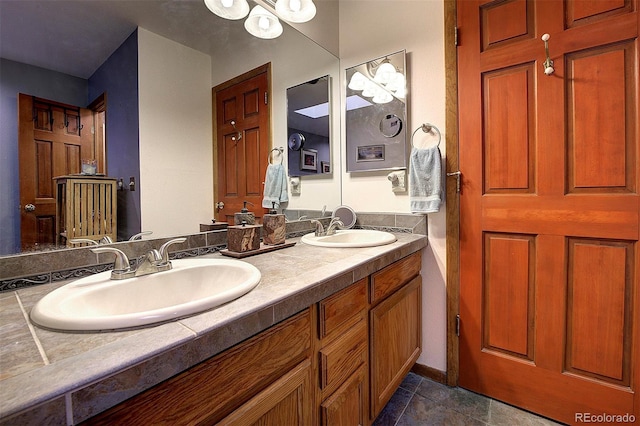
0,212 -> 426,292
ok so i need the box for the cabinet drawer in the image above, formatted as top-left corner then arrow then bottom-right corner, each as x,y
370,251 -> 421,304
319,319 -> 367,397
319,278 -> 367,340
86,309 -> 312,425
320,365 -> 367,426
218,360 -> 313,426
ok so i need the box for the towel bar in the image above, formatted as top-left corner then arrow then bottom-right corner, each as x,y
411,123 -> 441,149
268,147 -> 284,165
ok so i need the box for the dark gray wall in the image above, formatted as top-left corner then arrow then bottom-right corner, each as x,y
88,30 -> 140,241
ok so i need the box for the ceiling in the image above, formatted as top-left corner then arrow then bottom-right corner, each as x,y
0,0 -> 273,79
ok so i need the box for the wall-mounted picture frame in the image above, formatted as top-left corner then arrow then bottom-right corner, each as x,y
356,144 -> 385,162
301,148 -> 318,171
321,161 -> 330,173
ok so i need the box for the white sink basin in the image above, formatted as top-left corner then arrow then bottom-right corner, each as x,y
30,258 -> 261,331
300,229 -> 397,248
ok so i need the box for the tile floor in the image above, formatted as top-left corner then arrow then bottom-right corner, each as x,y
373,372 -> 566,426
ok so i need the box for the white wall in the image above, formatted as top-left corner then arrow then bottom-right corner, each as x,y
138,28 -> 214,237
339,0 -> 447,372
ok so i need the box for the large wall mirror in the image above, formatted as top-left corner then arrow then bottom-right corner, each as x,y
345,50 -> 407,172
0,0 -> 341,257
286,75 -> 331,177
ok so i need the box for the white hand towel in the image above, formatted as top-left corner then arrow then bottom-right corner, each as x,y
409,146 -> 442,214
262,163 -> 289,209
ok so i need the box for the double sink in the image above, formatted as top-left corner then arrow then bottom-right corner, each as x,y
30,230 -> 396,332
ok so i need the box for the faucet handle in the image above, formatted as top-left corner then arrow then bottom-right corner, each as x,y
91,247 -> 132,279
69,238 -> 99,246
310,219 -> 325,237
158,237 -> 187,264
129,231 -> 153,241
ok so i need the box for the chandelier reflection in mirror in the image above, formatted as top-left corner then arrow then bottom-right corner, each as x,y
204,0 -> 316,39
345,50 -> 408,173
348,58 -> 406,104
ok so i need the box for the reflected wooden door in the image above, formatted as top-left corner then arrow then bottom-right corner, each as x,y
18,94 -> 97,251
457,0 -> 639,423
214,65 -> 270,224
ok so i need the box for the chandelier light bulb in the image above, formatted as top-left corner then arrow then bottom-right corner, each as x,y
348,72 -> 367,91
361,80 -> 377,98
259,15 -> 269,29
275,0 -> 316,23
204,0 -> 250,20
386,73 -> 405,92
373,90 -> 393,104
374,62 -> 397,85
244,5 -> 283,39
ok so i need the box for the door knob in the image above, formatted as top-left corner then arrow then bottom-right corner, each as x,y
216,201 -> 225,210
24,203 -> 36,212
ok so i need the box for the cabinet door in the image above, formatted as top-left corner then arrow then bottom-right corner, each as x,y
369,276 -> 421,419
218,360 -> 313,426
321,365 -> 367,426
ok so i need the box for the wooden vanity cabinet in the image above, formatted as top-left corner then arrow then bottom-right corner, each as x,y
369,251 -> 422,419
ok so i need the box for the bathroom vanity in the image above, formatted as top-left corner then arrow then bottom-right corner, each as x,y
0,232 -> 426,425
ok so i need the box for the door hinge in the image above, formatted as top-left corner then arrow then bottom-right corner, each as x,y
454,26 -> 458,46
456,314 -> 460,336
264,92 -> 268,105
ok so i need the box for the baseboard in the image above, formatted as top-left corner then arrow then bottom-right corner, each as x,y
411,362 -> 447,385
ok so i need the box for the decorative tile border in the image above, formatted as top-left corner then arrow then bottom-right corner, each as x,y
0,212 -> 427,292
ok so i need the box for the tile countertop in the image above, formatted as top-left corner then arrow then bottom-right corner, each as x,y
0,233 -> 427,425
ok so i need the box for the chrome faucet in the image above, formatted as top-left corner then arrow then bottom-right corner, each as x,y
128,231 -> 153,241
310,219 -> 325,236
326,218 -> 344,236
69,236 -> 114,246
91,237 -> 187,280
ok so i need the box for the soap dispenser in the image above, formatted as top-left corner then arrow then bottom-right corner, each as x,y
227,220 -> 261,253
262,202 -> 286,245
234,201 -> 256,225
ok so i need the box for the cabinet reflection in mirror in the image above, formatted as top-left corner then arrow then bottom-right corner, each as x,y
345,50 -> 407,172
287,76 -> 331,177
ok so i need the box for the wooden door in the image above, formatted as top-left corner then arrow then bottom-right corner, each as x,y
214,66 -> 270,224
18,94 -> 96,251
457,1 -> 639,423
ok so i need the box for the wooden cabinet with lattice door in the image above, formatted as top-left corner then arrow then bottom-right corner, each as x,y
55,176 -> 117,247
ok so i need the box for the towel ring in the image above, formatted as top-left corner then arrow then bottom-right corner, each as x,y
268,147 -> 284,165
411,123 -> 441,149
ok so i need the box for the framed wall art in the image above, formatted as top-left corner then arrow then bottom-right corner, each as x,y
301,148 -> 318,171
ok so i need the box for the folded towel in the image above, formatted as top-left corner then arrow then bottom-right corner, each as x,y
262,163 -> 289,209
409,146 -> 442,214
